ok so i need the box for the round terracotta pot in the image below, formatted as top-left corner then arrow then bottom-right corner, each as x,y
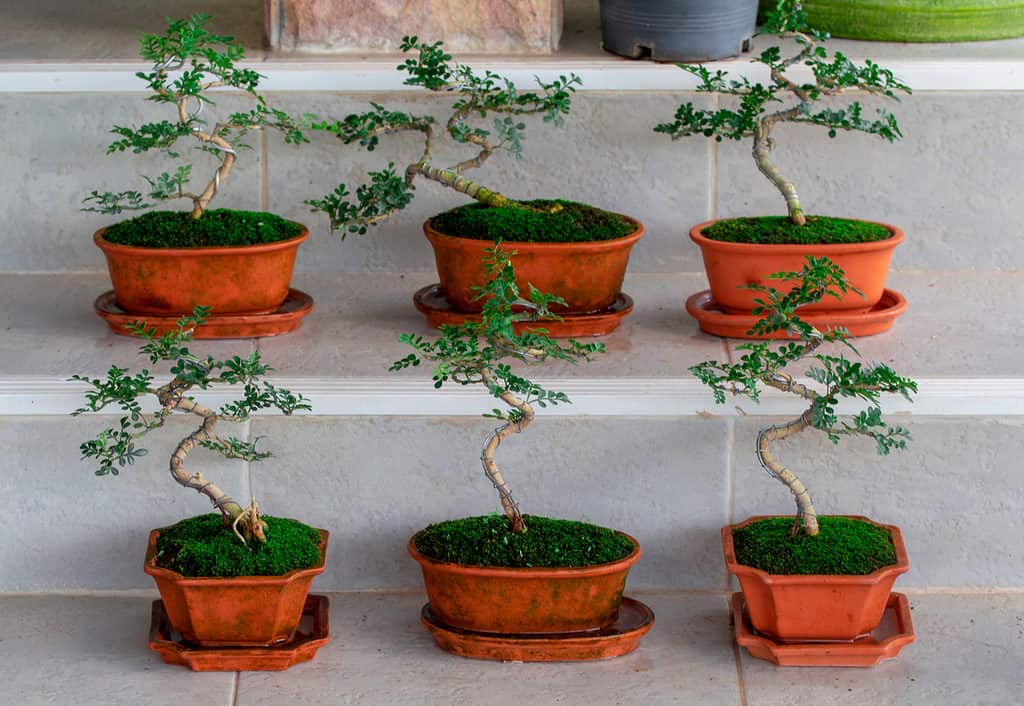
94,226 -> 308,316
408,531 -> 642,635
144,525 -> 328,647
723,515 -> 909,642
424,216 -> 644,314
690,219 -> 903,314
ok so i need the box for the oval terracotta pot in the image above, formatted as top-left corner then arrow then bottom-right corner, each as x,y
144,525 -> 328,647
424,216 -> 645,314
94,226 -> 308,316
408,531 -> 642,635
690,219 -> 903,314
723,515 -> 909,642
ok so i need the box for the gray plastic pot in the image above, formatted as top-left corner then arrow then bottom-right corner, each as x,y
600,0 -> 759,62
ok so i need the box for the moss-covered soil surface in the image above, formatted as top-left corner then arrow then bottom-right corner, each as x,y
703,216 -> 891,245
102,209 -> 304,248
429,200 -> 636,243
413,514 -> 636,568
732,516 -> 898,575
154,513 -> 322,578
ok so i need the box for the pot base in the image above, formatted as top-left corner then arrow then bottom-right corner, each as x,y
732,592 -> 914,667
420,596 -> 654,662
95,289 -> 314,339
148,594 -> 330,671
686,288 -> 907,339
413,284 -> 633,338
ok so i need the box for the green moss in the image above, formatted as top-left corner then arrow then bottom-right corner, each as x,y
102,209 -> 304,248
732,516 -> 897,576
413,514 -> 636,568
702,216 -> 891,245
429,200 -> 636,244
154,513 -> 323,578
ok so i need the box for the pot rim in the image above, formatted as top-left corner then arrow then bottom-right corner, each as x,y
408,528 -> 642,578
722,514 -> 909,585
94,222 -> 309,257
143,523 -> 329,586
424,213 -> 645,253
690,218 -> 904,255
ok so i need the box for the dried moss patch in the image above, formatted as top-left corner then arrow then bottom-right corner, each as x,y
154,513 -> 322,578
732,516 -> 897,576
413,514 -> 636,568
429,200 -> 636,244
703,216 -> 891,245
102,209 -> 304,248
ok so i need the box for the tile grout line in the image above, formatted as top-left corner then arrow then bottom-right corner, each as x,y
260,130 -> 269,212
231,671 -> 240,706
724,416 -> 735,590
732,638 -> 750,706
708,92 -> 719,222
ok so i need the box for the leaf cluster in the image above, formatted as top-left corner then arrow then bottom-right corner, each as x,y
689,257 -> 916,456
655,0 -> 910,145
307,38 -> 581,234
389,244 -> 602,419
84,14 -> 307,216
73,307 -> 310,477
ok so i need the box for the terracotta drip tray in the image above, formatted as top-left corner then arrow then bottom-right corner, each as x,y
732,592 -> 915,667
686,289 -> 907,339
95,289 -> 314,339
414,284 -> 633,338
149,594 -> 330,671
420,596 -> 654,662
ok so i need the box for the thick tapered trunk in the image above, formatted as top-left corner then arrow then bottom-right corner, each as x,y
756,409 -> 819,536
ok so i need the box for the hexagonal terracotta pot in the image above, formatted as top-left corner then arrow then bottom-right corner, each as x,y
723,515 -> 909,642
424,216 -> 644,314
408,531 -> 641,635
144,525 -> 328,647
94,226 -> 308,316
690,219 -> 903,314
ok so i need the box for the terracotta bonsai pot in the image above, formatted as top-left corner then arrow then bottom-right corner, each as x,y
690,219 -> 903,314
424,216 -> 644,314
94,226 -> 308,316
144,525 -> 328,647
723,515 -> 909,642
408,531 -> 642,635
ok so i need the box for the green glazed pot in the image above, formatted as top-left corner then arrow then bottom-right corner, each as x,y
758,0 -> 1024,42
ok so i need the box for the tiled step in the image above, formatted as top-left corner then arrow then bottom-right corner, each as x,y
0,592 -> 1020,705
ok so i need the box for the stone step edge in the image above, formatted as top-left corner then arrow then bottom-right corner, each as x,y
1,58 -> 1022,93
5,376 -> 1023,417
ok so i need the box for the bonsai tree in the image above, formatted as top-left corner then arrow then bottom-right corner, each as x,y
306,37 -> 582,236
72,308 -> 311,546
690,257 -> 916,536
390,244 -> 603,534
655,0 -> 910,228
82,13 -> 306,222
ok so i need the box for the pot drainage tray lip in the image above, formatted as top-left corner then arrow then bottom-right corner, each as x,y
732,592 -> 915,667
686,288 -> 907,339
95,289 -> 314,339
414,284 -> 633,338
420,595 -> 654,662
148,594 -> 330,671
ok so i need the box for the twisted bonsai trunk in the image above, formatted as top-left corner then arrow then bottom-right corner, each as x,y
175,94 -> 237,219
753,119 -> 806,226
479,367 -> 533,534
157,379 -> 266,544
756,408 -> 818,536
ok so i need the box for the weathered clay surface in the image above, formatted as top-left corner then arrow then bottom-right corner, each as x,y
267,0 -> 563,54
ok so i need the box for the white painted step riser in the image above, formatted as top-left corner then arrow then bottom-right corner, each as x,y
3,415 -> 1021,592
6,377 -> 1024,417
